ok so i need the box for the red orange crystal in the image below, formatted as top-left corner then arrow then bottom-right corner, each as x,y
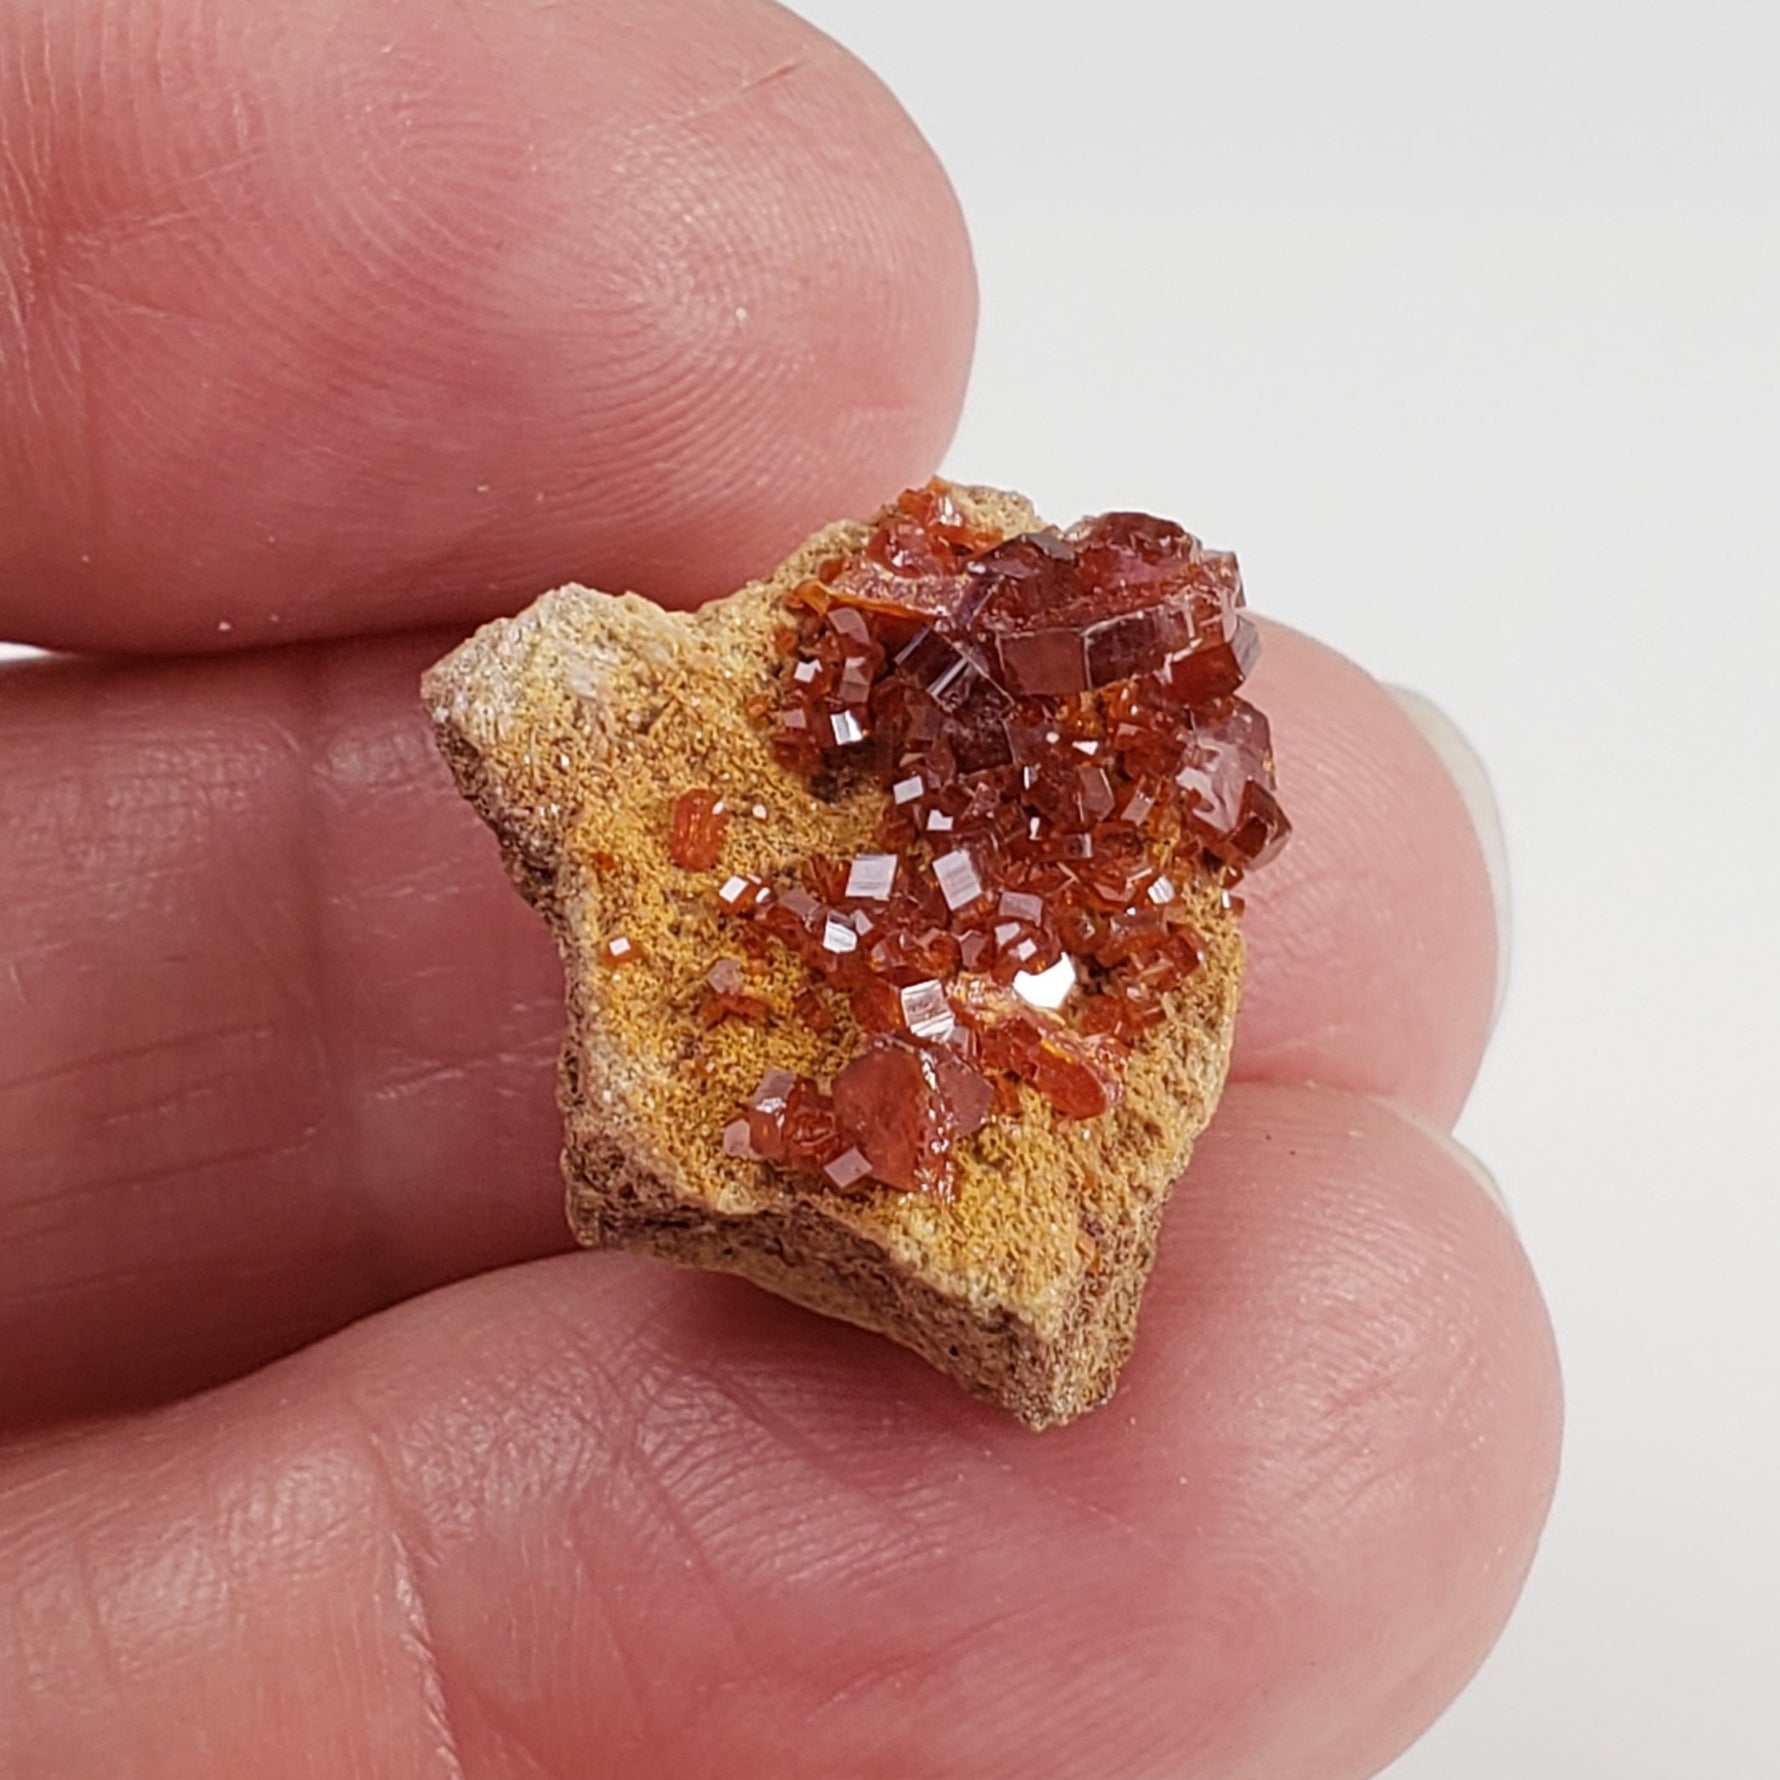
702,483 -> 1289,1197
698,957 -> 771,1027
668,788 -> 730,871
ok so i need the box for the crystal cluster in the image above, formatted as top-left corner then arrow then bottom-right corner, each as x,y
695,483 -> 1289,1198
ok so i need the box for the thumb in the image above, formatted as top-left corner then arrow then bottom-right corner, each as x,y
0,1088 -> 1559,1779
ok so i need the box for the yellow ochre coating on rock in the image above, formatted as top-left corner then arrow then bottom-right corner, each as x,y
423,486 -> 1245,1427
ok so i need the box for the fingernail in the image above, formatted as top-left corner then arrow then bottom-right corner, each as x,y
1440,1130 -> 1512,1223
1385,687 -> 1511,1029
1378,1096 -> 1514,1223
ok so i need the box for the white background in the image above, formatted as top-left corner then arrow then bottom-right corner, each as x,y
790,2 -> 1780,1775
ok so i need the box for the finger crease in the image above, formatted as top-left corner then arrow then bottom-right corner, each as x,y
354,1429 -> 470,1780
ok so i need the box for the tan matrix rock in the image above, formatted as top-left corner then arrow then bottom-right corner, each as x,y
423,485 -> 1261,1427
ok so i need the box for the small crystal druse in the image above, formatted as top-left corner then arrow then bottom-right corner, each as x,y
682,483 -> 1289,1198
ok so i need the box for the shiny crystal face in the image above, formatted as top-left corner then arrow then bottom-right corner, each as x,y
694,483 -> 1289,1199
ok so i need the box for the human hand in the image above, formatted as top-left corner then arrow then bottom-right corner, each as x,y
0,2 -> 1559,1775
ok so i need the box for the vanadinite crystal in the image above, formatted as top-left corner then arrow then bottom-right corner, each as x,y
696,482 -> 1290,1199
668,788 -> 730,871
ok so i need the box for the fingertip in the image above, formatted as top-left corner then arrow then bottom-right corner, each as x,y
1233,622 -> 1503,1123
1385,684 -> 1513,1028
1138,1084 -> 1560,1773
0,0 -> 976,651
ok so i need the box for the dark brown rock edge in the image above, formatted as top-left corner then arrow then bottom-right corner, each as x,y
422,486 -> 1245,1428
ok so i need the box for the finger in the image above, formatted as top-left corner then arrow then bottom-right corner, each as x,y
1234,622 -> 1502,1124
0,0 -> 975,652
0,633 -> 568,1426
0,1086 -> 1559,1780
0,617 -> 1499,1423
